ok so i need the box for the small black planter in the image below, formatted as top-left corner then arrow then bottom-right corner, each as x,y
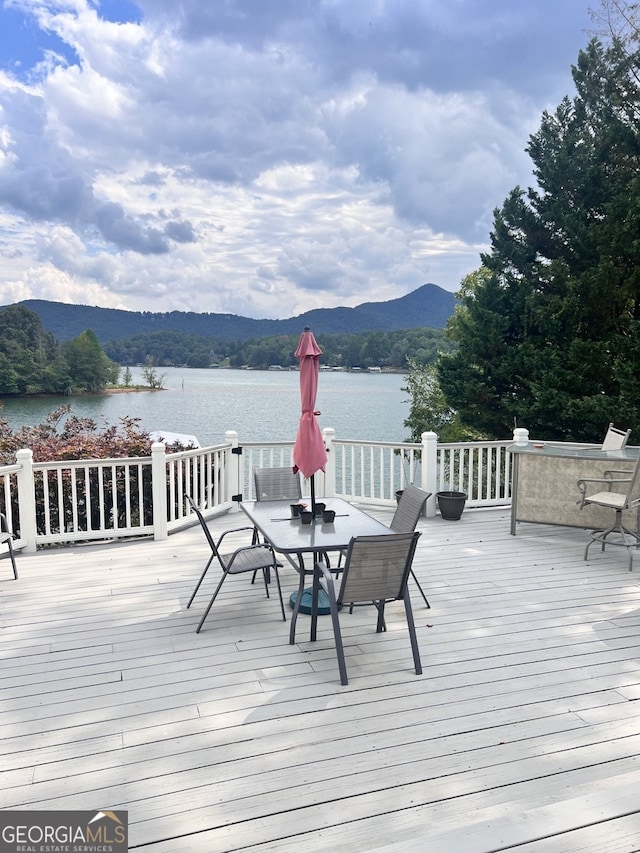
436,490 -> 467,520
395,489 -> 404,505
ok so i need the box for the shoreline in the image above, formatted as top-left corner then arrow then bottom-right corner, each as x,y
0,385 -> 164,402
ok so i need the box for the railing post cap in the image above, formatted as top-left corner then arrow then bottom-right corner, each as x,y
513,428 -> 529,445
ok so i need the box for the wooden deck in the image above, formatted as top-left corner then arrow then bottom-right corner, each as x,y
3,505 -> 640,851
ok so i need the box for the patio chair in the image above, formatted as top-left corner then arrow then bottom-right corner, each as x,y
315,531 -> 422,685
337,483 -> 431,604
252,466 -> 305,567
185,495 -> 286,632
254,466 -> 302,501
0,513 -> 17,580
601,423 -> 632,451
390,483 -> 432,607
577,455 -> 640,571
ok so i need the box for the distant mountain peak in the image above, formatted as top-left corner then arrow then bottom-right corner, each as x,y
7,283 -> 456,343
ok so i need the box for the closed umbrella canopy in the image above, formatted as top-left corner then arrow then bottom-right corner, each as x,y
292,328 -> 328,510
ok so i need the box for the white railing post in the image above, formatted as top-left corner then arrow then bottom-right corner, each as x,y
151,442 -> 168,540
323,427 -> 336,497
16,448 -> 37,552
225,430 -> 241,511
421,431 -> 438,517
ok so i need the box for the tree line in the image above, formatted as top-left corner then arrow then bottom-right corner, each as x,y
102,326 -> 454,371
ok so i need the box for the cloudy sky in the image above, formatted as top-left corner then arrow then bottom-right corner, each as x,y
0,0 -> 596,320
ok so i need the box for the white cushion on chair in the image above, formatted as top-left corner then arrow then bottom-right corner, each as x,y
584,491 -> 629,509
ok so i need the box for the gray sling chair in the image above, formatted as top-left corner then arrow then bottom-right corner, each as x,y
315,531 -> 423,685
252,465 -> 333,575
252,465 -> 304,573
390,484 -> 432,607
254,467 -> 302,502
185,496 -> 286,632
577,454 -> 640,571
1,512 -> 17,579
337,483 -> 431,606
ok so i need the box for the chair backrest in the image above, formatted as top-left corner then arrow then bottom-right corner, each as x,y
390,484 -> 431,533
186,495 -> 218,554
337,532 -> 420,605
601,423 -> 632,451
254,467 -> 302,501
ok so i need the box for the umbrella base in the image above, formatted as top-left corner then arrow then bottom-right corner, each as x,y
289,587 -> 342,615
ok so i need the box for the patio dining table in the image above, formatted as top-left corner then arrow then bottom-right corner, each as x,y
240,496 -> 392,644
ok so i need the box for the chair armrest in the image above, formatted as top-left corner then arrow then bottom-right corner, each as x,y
316,560 -> 338,600
216,525 -> 258,546
577,473 -> 633,507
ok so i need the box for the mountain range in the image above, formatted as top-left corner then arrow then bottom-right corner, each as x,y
5,283 -> 456,344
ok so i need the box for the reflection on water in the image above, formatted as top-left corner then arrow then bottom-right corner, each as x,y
0,367 -> 411,445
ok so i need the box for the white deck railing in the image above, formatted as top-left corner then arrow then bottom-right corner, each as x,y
1,430 -> 514,552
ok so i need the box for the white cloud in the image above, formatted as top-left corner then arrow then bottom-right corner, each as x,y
0,0 -> 593,318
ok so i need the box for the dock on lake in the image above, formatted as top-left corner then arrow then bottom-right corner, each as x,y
2,505 -> 640,851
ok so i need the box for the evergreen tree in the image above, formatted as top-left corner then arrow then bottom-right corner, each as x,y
0,305 -> 68,393
438,39 -> 640,442
62,330 -> 119,392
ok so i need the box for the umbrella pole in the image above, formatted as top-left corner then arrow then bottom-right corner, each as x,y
310,475 -> 316,515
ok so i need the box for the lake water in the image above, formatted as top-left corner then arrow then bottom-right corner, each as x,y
0,367 -> 411,445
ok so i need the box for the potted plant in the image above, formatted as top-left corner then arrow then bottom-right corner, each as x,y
436,490 -> 467,520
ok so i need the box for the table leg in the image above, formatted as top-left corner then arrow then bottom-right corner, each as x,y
289,553 -> 307,645
289,573 -> 304,644
310,568 -> 320,642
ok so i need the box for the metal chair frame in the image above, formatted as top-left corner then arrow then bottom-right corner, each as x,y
577,456 -> 640,571
1,513 -> 17,580
316,531 -> 422,685
390,484 -> 432,607
185,496 -> 286,632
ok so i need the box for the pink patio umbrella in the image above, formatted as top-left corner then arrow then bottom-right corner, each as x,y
292,327 -> 328,515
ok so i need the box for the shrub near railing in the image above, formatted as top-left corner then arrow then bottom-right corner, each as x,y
33,456 -> 155,544
3,442 -> 234,549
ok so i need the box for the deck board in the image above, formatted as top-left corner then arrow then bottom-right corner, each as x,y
2,505 -> 640,850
